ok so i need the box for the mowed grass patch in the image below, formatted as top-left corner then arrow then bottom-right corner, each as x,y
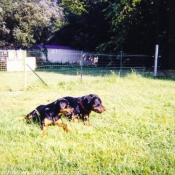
0,72 -> 175,175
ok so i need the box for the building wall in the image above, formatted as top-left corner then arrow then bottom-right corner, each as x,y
47,49 -> 81,63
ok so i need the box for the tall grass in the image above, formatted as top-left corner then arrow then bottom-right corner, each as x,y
0,72 -> 175,175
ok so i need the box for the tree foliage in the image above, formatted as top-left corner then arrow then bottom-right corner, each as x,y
0,0 -> 12,46
97,0 -> 156,53
56,0 -> 111,51
57,0 -> 169,56
0,0 -> 64,48
59,0 -> 88,15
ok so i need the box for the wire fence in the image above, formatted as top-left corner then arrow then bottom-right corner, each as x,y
0,50 -> 25,92
27,49 -> 152,74
0,49 -> 154,92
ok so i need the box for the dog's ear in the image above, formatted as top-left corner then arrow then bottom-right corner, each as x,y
88,94 -> 99,103
82,94 -> 95,106
59,99 -> 69,109
88,94 -> 102,106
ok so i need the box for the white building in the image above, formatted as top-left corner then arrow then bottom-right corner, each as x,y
36,44 -> 81,64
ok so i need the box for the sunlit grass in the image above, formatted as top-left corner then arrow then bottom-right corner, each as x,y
0,72 -> 175,174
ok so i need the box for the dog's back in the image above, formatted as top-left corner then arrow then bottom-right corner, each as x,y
63,97 -> 78,108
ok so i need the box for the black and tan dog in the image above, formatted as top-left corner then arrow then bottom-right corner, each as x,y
63,94 -> 106,125
17,98 -> 73,136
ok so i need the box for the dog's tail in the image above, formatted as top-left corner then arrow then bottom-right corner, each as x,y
14,115 -> 26,121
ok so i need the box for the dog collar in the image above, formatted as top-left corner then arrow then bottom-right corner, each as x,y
77,99 -> 90,113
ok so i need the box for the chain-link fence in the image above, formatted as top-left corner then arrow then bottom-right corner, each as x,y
1,49 -> 152,92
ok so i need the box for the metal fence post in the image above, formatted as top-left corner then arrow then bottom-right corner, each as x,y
120,51 -> 123,75
23,50 -> 27,91
154,45 -> 159,77
80,51 -> 83,81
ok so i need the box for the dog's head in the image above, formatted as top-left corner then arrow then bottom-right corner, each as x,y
58,98 -> 73,115
80,94 -> 106,113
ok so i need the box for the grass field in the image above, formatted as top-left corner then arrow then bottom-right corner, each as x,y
0,71 -> 175,175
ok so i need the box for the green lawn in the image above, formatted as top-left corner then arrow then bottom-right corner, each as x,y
0,72 -> 175,175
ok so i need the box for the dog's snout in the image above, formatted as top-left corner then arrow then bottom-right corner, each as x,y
101,105 -> 106,111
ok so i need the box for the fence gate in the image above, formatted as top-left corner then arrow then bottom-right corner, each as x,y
0,50 -> 26,93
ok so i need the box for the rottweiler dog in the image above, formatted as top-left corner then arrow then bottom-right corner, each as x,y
63,94 -> 106,125
18,98 -> 73,136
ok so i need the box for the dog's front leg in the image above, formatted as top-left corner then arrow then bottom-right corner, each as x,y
67,114 -> 72,121
72,114 -> 79,123
41,119 -> 53,136
55,118 -> 70,132
83,114 -> 91,126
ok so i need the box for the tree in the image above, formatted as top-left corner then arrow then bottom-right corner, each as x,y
55,0 -> 111,51
166,0 -> 175,69
0,0 -> 13,47
0,0 -> 64,48
56,0 -> 148,52
59,0 -> 88,15
96,0 -> 155,53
